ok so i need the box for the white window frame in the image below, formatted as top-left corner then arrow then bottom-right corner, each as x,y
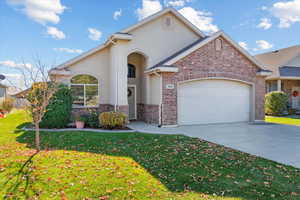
70,83 -> 99,108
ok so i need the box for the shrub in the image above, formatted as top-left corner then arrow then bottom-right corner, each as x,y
39,85 -> 73,128
265,91 -> 288,116
85,111 -> 99,128
1,98 -> 14,113
99,112 -> 127,129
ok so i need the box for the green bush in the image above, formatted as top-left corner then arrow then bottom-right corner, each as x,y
265,91 -> 288,116
85,111 -> 99,128
1,98 -> 14,113
99,112 -> 127,129
39,85 -> 73,128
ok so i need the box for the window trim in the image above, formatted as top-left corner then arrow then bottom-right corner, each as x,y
70,76 -> 99,108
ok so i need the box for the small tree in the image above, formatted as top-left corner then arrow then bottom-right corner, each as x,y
8,58 -> 59,151
26,82 -> 58,150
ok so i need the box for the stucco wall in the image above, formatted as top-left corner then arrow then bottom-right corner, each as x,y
161,36 -> 264,125
127,13 -> 200,68
61,48 -> 111,105
149,74 -> 161,105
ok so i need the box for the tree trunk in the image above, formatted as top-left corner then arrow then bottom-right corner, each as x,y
35,123 -> 40,151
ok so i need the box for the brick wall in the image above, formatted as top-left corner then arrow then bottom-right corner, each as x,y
137,103 -> 160,124
162,36 -> 265,125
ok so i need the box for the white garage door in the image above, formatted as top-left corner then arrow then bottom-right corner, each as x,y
178,79 -> 251,125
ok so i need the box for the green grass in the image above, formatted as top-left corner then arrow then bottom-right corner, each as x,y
1,111 -> 300,200
266,115 -> 300,126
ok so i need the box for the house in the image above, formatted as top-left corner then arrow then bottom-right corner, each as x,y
255,45 -> 300,110
50,8 -> 270,126
0,83 -> 7,103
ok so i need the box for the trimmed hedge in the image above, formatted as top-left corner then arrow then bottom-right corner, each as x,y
99,112 -> 127,129
39,85 -> 73,128
265,91 -> 288,116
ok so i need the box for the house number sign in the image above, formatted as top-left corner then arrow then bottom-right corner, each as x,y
166,84 -> 175,89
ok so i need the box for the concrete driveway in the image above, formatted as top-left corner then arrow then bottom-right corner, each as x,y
129,122 -> 300,168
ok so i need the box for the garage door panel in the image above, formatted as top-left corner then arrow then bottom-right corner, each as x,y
178,80 -> 251,125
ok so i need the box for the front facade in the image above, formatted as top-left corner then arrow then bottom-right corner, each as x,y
51,8 -> 268,126
256,45 -> 300,110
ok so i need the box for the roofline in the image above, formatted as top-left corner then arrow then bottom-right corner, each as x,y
255,44 -> 300,57
144,66 -> 179,74
52,8 -> 206,71
53,42 -> 111,70
121,7 -> 205,38
164,31 -> 265,70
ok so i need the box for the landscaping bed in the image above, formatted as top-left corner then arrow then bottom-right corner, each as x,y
266,115 -> 300,126
1,110 -> 300,200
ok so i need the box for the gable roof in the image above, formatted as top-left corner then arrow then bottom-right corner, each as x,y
51,8 -> 205,72
255,45 -> 300,78
149,31 -> 265,70
121,8 -> 205,37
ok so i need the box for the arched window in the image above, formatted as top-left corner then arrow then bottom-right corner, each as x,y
128,64 -> 136,78
70,74 -> 99,107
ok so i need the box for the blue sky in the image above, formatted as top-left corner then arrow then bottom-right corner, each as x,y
1,0 -> 300,89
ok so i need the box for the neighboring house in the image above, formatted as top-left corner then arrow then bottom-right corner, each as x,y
0,83 -> 7,103
11,88 -> 30,108
50,8 -> 270,126
255,45 -> 300,110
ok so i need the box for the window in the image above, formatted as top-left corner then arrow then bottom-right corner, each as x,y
128,64 -> 136,78
70,75 -> 99,107
267,81 -> 278,92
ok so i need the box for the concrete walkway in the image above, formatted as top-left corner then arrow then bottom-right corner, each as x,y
128,122 -> 300,168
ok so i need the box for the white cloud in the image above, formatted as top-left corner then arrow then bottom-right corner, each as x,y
261,6 -> 268,11
136,0 -> 162,20
46,26 -> 66,40
167,0 -> 185,7
257,18 -> 272,30
88,28 -> 102,41
254,40 -> 273,51
0,60 -> 32,69
165,0 -> 192,7
113,9 -> 122,20
238,42 -> 248,50
269,0 -> 300,28
54,48 -> 83,54
7,0 -> 66,25
179,7 -> 218,34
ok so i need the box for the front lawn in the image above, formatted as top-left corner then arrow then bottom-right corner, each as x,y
1,111 -> 300,199
265,115 -> 300,126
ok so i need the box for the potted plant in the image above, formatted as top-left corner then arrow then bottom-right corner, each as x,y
74,113 -> 88,129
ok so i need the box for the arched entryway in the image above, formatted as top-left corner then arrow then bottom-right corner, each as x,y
127,52 -> 147,120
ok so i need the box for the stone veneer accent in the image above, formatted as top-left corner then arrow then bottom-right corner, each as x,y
137,104 -> 160,124
161,36 -> 266,125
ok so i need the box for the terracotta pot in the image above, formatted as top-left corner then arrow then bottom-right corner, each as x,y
75,121 -> 85,129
